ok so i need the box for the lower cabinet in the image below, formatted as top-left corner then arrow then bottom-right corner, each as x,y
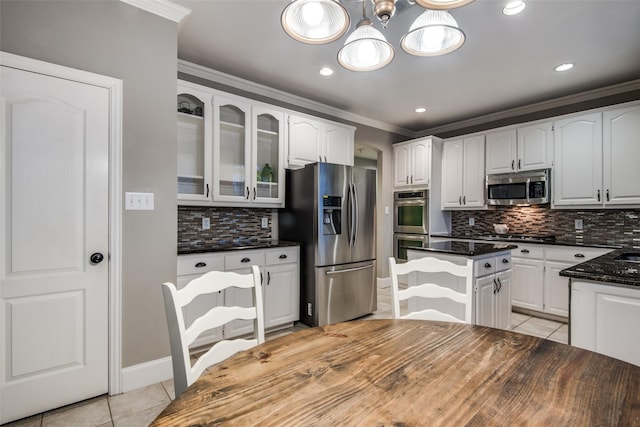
571,279 -> 640,367
475,256 -> 512,330
176,246 -> 300,349
511,244 -> 611,318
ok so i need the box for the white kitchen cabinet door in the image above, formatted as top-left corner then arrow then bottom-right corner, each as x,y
441,139 -> 465,208
223,267 -> 260,338
485,129 -> 517,174
553,113 -> 603,206
264,263 -> 299,328
543,261 -> 572,317
475,275 -> 495,328
603,104 -> 640,205
393,142 -> 411,188
253,106 -> 285,204
411,138 -> 431,187
495,271 -> 512,330
287,114 -> 322,166
517,121 -> 553,171
323,122 -> 354,166
511,257 -> 544,311
462,135 -> 486,207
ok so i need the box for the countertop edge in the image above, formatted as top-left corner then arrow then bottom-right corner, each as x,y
178,240 -> 301,256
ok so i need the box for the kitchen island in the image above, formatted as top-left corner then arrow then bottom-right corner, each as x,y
560,248 -> 640,366
406,241 -> 516,330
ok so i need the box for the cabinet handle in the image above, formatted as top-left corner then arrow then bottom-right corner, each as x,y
267,271 -> 271,285
410,175 -> 413,184
606,189 -> 610,202
260,272 -> 263,283
502,258 -> 509,264
241,257 -> 251,263
253,187 -> 257,200
484,262 -> 492,268
462,195 -> 466,205
511,160 -> 515,170
324,156 -> 327,162
521,249 -> 530,254
319,156 -> 322,162
195,262 -> 207,268
246,186 -> 250,200
597,189 -> 601,201
458,196 -> 462,205
206,184 -> 209,198
575,253 -> 585,258
518,159 -> 521,169
493,278 -> 498,294
497,277 -> 502,292
279,254 -> 288,259
406,176 -> 409,184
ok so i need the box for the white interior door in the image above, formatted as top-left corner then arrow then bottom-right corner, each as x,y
1,65 -> 109,423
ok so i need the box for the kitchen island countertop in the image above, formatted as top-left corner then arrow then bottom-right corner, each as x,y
410,240 -> 517,257
560,248 -> 640,288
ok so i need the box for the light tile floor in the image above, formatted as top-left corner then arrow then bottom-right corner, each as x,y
6,282 -> 567,427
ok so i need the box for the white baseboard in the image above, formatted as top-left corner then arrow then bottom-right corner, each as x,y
119,356 -> 173,394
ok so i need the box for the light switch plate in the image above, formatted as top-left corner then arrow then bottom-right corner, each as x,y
125,192 -> 154,210
202,217 -> 210,230
261,217 -> 269,228
469,217 -> 475,226
575,219 -> 583,230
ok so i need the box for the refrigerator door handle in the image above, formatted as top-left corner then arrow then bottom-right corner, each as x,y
325,263 -> 374,275
348,182 -> 355,247
352,182 -> 359,247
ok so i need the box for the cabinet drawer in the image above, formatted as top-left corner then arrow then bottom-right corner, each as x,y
177,253 -> 224,276
511,244 -> 544,259
266,247 -> 299,265
475,258 -> 496,277
225,252 -> 265,270
545,246 -> 610,263
495,254 -> 512,272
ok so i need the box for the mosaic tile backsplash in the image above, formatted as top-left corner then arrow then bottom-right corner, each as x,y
451,207 -> 640,249
178,206 -> 272,252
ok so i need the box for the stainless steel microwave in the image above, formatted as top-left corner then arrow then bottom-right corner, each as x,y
486,169 -> 550,206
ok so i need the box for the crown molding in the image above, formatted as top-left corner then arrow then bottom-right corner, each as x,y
177,59 -> 415,138
120,0 -> 191,25
420,78 -> 640,137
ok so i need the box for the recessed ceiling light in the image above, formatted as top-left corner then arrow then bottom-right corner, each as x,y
555,63 -> 574,72
318,67 -> 334,76
415,107 -> 427,113
503,1 -> 526,16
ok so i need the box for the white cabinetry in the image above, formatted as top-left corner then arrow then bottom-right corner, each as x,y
511,244 -> 610,318
603,104 -> 640,205
474,254 -> 512,330
286,113 -> 354,168
553,112 -> 603,206
177,80 -> 285,207
571,279 -> 640,367
393,138 -> 431,189
176,246 -> 299,348
554,104 -> 640,208
485,122 -> 553,174
441,135 -> 485,209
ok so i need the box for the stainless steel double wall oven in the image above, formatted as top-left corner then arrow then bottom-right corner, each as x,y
393,189 -> 429,261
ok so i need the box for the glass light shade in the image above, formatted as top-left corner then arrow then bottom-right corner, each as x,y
401,10 -> 465,56
281,0 -> 350,44
414,0 -> 474,10
337,19 -> 395,72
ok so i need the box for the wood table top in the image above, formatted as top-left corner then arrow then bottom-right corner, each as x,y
151,319 -> 640,426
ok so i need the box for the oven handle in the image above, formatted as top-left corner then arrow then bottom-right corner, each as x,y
395,200 -> 426,206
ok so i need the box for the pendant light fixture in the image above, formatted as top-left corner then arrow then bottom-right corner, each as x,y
414,0 -> 474,10
401,9 -> 465,56
281,0 -> 350,44
337,1 -> 394,71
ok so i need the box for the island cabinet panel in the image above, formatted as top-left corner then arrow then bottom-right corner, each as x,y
571,279 -> 640,367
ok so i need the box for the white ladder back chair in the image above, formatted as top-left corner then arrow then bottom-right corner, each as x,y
389,256 -> 474,323
162,265 -> 265,397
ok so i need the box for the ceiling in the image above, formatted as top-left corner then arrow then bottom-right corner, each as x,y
174,0 -> 640,136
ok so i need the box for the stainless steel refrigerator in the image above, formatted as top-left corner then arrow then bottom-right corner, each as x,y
279,162 -> 376,327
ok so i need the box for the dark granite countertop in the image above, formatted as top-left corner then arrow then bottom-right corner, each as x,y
409,241 -> 517,257
559,248 -> 640,288
178,240 -> 300,255
432,233 -> 622,249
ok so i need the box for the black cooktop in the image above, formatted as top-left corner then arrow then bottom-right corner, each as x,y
481,234 -> 556,243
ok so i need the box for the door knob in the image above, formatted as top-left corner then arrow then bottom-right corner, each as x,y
90,252 -> 104,265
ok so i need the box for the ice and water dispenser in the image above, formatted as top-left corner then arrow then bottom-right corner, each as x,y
322,195 -> 342,235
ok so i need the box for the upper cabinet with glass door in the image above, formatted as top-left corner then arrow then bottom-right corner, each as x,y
177,83 -> 212,202
212,94 -> 285,206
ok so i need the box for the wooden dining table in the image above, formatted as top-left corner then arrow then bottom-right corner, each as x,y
151,319 -> 640,426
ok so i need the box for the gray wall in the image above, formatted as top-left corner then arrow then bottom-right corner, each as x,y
1,1 -> 178,367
